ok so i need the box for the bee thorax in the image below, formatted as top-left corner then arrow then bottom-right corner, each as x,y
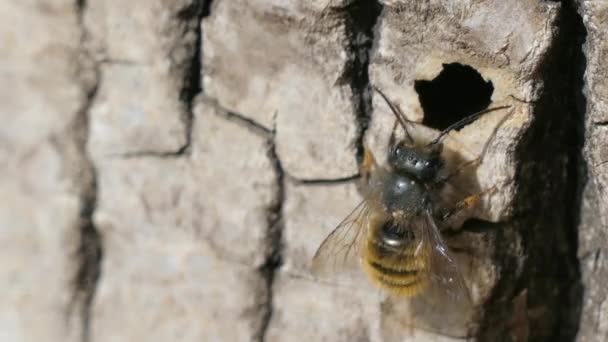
381,173 -> 427,214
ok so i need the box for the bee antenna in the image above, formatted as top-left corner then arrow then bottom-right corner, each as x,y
373,86 -> 415,144
428,105 -> 511,146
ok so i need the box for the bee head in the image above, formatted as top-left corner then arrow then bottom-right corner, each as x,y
388,141 -> 443,182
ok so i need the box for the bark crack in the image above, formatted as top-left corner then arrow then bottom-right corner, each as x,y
70,1 -> 103,342
203,96 -> 284,342
592,120 -> 608,127
204,96 -> 361,186
256,125 -> 285,342
337,0 -> 382,165
203,95 -> 273,137
175,0 -> 205,156
116,1 -> 206,159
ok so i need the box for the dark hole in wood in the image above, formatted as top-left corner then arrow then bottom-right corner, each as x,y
415,63 -> 494,131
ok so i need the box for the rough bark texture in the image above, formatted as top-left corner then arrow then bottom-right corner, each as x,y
577,1 -> 608,341
0,0 -> 604,341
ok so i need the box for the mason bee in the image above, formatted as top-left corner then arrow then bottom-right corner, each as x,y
312,87 -> 511,337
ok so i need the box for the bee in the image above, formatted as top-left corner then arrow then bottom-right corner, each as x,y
311,87 -> 511,337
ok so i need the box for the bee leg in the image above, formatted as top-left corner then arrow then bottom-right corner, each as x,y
441,185 -> 497,229
437,157 -> 481,186
440,106 -> 515,184
387,119 -> 400,152
360,145 -> 377,185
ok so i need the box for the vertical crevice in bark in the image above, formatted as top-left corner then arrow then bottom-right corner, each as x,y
71,131 -> 102,342
338,0 -> 382,164
71,2 -> 103,342
256,126 -> 285,342
478,1 -> 587,341
201,97 -> 282,342
201,0 -> 214,17
175,0 -> 206,156
198,5 -> 282,339
118,0 -> 206,159
256,129 -> 285,342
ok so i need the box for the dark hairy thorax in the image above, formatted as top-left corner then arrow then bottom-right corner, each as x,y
370,140 -> 446,252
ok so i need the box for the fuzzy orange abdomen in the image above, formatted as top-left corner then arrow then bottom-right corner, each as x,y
361,236 -> 429,297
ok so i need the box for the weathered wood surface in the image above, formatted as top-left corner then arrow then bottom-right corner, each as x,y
577,1 -> 608,341
0,0 -> 604,341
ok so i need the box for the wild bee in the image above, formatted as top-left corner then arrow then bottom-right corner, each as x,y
311,87 -> 512,337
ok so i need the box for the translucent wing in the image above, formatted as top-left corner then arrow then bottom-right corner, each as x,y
420,210 -> 472,304
385,211 -> 474,338
311,200 -> 372,285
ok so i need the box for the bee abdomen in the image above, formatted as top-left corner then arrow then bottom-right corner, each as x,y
363,258 -> 428,297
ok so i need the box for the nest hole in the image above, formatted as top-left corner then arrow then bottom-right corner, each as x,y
415,63 -> 494,131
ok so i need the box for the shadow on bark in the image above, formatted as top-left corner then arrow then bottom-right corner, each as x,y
478,1 -> 587,341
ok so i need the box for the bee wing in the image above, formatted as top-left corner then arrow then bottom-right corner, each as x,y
420,211 -> 472,304
311,200 -> 371,285
384,212 -> 474,338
